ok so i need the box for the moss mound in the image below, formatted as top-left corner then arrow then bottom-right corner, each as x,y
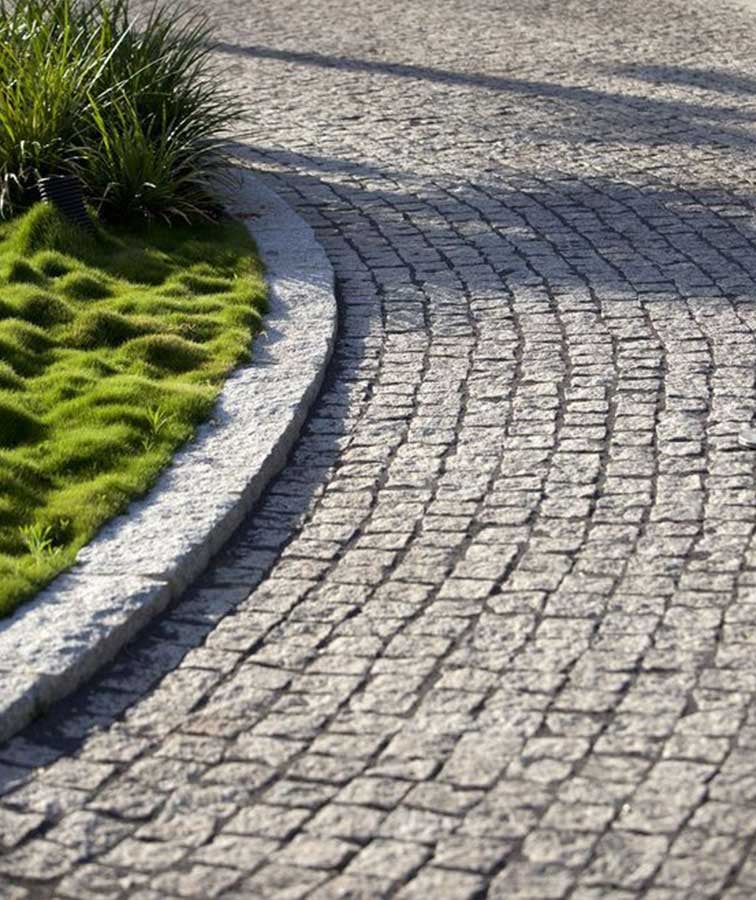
67,309 -> 148,348
0,397 -> 44,447
59,272 -> 113,300
122,334 -> 208,372
16,291 -> 75,327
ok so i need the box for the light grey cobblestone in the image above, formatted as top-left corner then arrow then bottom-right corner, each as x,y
5,0 -> 756,896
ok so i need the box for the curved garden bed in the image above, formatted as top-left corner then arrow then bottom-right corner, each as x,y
0,203 -> 265,614
0,0 -> 269,613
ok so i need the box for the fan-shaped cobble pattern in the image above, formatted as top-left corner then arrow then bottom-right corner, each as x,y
5,0 -> 756,897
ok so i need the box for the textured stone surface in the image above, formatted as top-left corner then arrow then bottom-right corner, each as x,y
0,172 -> 336,743
6,0 -> 756,896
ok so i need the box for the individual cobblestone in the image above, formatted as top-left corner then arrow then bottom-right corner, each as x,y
5,0 -> 756,896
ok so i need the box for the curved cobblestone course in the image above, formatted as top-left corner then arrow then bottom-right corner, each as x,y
5,0 -> 756,896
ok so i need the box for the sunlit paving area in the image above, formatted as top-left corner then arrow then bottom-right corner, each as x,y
4,0 -> 756,897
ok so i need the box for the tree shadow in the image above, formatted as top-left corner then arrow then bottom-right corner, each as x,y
232,141 -> 756,305
215,42 -> 756,150
609,63 -> 756,98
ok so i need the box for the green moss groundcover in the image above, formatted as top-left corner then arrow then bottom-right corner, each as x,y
0,202 -> 266,615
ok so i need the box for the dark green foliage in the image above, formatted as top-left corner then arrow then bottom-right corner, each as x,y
67,309 -> 146,348
0,397 -> 45,447
59,272 -> 113,300
16,291 -> 75,326
6,259 -> 43,284
0,0 -> 243,222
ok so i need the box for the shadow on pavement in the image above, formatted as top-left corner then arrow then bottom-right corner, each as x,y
216,42 -> 756,149
608,62 -> 756,97
6,139 -> 756,761
243,144 -> 756,303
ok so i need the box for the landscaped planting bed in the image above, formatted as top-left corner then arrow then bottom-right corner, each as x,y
0,0 -> 268,615
0,203 -> 266,615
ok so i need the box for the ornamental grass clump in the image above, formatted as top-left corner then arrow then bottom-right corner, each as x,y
0,0 -> 243,222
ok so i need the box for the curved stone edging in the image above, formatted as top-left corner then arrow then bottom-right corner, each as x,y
0,168 -> 337,743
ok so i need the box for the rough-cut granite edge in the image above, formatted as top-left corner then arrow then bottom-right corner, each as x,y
0,166 -> 337,743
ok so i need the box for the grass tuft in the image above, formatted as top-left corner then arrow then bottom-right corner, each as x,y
12,202 -> 99,257
122,333 -> 208,373
110,251 -> 170,285
67,309 -> 146,348
0,361 -> 23,390
0,396 -> 45,447
58,271 -> 113,300
176,273 -> 235,295
16,290 -> 75,326
6,258 -> 43,284
1,319 -> 54,354
34,251 -> 72,277
0,328 -> 48,376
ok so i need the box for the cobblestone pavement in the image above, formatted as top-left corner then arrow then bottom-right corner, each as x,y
6,0 -> 756,896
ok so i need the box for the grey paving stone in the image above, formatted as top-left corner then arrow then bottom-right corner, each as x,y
55,864 -> 148,900
150,864 -> 243,898
7,0 -> 756,896
100,837 -> 189,872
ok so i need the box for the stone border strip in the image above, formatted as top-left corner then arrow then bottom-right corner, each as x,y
0,168 -> 337,743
